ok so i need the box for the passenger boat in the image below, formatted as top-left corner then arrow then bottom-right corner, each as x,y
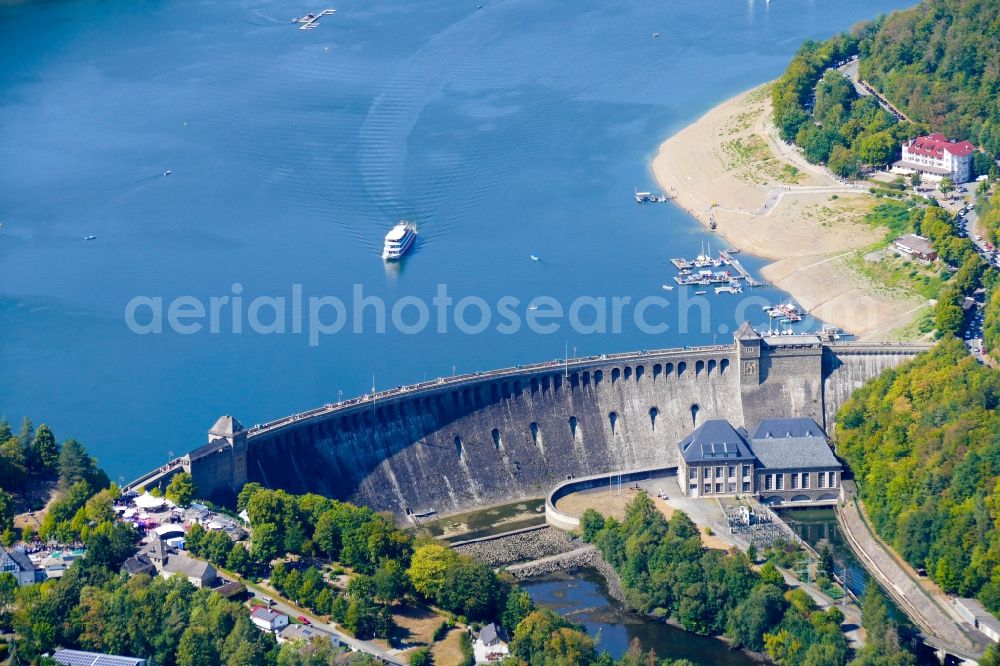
382,221 -> 417,261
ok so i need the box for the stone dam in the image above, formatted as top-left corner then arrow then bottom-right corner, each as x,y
130,330 -> 932,519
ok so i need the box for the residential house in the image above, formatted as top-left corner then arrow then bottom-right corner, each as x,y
142,539 -> 217,588
276,624 -> 335,645
251,606 -> 289,633
893,234 -> 938,264
51,648 -> 147,666
1,547 -> 37,587
473,623 -> 509,664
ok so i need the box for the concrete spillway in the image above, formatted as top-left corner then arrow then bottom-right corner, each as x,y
144,333 -> 930,519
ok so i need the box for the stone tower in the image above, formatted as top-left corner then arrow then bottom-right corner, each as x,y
207,415 -> 248,489
735,321 -> 762,386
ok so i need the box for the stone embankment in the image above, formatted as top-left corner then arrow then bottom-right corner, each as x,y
452,526 -> 626,603
452,526 -> 580,567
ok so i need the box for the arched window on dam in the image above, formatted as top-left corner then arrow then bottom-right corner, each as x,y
690,404 -> 700,427
649,407 -> 659,431
611,368 -> 620,384
678,362 -> 687,377
594,370 -> 603,385
530,378 -> 539,395
708,359 -> 717,375
635,365 -> 644,381
653,364 -> 662,380
695,360 -> 705,376
569,416 -> 579,440
720,358 -> 730,374
609,411 -> 618,435
623,366 -> 632,381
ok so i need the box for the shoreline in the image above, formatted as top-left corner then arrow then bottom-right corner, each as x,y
651,83 -> 929,341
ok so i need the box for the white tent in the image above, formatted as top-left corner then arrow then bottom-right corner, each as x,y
134,492 -> 166,510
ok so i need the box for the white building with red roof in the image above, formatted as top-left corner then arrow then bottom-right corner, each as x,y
893,132 -> 975,182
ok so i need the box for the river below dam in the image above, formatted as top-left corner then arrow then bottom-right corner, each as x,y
0,0 -> 917,480
522,567 -> 760,665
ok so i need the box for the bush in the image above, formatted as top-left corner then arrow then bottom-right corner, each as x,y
432,619 -> 451,642
458,632 -> 474,666
408,647 -> 432,666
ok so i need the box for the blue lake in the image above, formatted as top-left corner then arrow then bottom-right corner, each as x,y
0,0 -> 916,481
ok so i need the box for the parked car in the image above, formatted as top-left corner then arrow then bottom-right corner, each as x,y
298,615 -> 311,625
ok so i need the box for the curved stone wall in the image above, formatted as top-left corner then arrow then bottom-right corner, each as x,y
172,340 -> 932,517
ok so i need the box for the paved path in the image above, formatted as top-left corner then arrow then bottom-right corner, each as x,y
835,487 -> 982,656
505,544 -> 598,575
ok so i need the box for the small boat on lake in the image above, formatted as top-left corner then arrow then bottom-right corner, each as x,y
661,284 -> 674,291
83,235 -> 97,241
530,254 -> 540,262
382,221 -> 417,261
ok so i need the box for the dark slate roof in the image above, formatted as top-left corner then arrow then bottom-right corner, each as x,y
480,622 -> 507,644
678,420 -> 755,464
121,555 -> 154,576
52,649 -> 146,666
752,417 -> 827,440
749,436 -> 841,471
735,321 -> 761,341
209,415 -> 244,438
4,548 -> 34,572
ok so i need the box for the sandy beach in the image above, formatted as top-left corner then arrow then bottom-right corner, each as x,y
652,85 -> 929,340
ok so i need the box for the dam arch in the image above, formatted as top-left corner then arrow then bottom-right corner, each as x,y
161,335 -> 932,516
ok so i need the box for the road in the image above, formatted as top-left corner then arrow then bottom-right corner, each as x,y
835,485 -> 987,658
957,206 -> 992,361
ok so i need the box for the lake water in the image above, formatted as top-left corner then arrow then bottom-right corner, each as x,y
522,567 -> 758,665
0,0 -> 917,481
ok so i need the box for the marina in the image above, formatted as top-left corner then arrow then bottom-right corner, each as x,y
292,8 -> 335,30
668,244 -> 758,290
764,302 -> 804,323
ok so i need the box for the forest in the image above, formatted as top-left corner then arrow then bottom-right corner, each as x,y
836,339 -> 1000,610
859,0 -> 1000,156
580,495 -> 914,666
772,0 -> 1000,174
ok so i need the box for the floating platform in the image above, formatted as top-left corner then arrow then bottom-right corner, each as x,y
293,8 -> 335,30
668,248 -> 759,292
635,190 -> 671,203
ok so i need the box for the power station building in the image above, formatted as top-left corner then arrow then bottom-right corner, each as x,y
677,416 -> 842,505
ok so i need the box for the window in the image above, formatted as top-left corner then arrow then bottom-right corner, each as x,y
727,483 -> 736,493
1,563 -> 15,573
817,472 -> 826,488
742,464 -> 751,478
689,467 -> 698,480
802,473 -> 810,489
715,483 -> 723,494
715,466 -> 723,479
791,473 -> 799,490
704,483 -> 712,495
742,481 -> 751,493
829,472 -> 838,488
776,474 -> 784,490
764,474 -> 772,490
689,483 -> 698,494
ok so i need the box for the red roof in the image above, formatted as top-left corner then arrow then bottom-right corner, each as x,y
905,133 -> 975,158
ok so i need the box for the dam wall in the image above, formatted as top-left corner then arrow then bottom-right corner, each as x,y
247,347 -> 741,516
153,333 -> 933,518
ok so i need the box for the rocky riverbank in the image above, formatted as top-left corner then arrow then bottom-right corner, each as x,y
452,526 -> 580,567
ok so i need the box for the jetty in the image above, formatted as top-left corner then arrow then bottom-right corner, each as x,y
668,246 -> 759,291
720,249 -> 758,287
293,8 -> 335,30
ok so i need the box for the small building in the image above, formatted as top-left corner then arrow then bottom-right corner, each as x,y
51,648 -> 147,666
892,133 -> 974,182
276,624 -> 335,645
142,540 -> 217,588
893,234 -> 938,263
677,420 -> 756,498
121,554 -> 156,577
1,547 -> 37,587
750,418 -> 842,505
955,598 -> 1000,643
473,623 -> 509,663
251,606 -> 289,633
213,579 -> 248,601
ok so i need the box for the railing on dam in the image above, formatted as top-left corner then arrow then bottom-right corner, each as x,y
243,340 -> 932,441
544,466 -> 678,530
244,344 -> 737,439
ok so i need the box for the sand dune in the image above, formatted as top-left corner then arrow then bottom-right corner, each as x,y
652,85 -> 927,340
